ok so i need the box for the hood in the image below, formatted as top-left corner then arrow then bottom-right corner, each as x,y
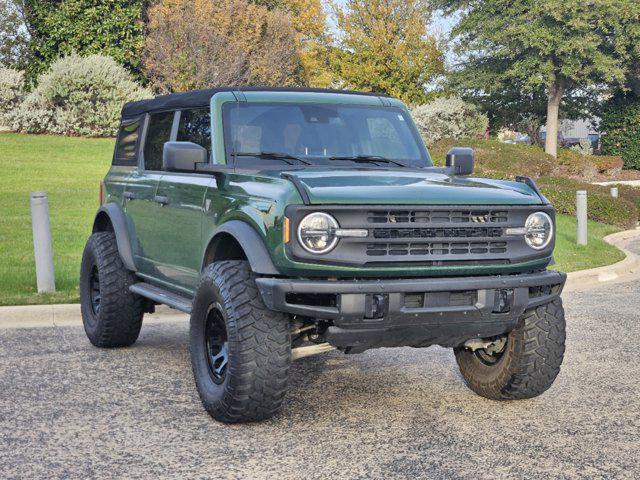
279,168 -> 543,205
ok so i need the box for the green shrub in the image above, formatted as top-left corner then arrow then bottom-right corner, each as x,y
537,177 -> 638,228
0,67 -> 25,125
556,149 -> 623,180
430,139 -> 623,182
9,53 -> 151,137
599,93 -> 640,169
429,138 -> 556,179
411,97 -> 489,147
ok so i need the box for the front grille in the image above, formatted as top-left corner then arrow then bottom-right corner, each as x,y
286,205 -> 554,268
366,241 -> 508,257
367,209 -> 509,224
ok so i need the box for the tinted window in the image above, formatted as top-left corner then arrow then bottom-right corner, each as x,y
113,119 -> 140,165
143,111 -> 175,171
177,108 -> 211,159
222,103 -> 430,168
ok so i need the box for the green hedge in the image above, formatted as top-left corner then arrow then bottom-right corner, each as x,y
430,138 -> 623,181
429,138 -> 556,179
537,177 -> 638,228
556,149 -> 623,179
600,93 -> 640,169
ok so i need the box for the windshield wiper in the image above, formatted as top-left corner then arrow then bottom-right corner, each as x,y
328,155 -> 407,168
233,151 -> 312,165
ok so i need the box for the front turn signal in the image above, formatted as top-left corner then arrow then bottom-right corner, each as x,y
284,217 -> 290,244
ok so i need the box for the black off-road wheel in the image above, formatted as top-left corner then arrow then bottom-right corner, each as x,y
80,232 -> 144,347
454,298 -> 566,400
189,260 -> 291,423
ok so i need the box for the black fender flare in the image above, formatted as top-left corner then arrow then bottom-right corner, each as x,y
92,203 -> 137,271
203,220 -> 279,275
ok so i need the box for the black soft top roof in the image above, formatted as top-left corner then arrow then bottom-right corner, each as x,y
121,87 -> 387,118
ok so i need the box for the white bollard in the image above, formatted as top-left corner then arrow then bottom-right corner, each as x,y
610,186 -> 619,198
576,190 -> 588,246
30,192 -> 56,293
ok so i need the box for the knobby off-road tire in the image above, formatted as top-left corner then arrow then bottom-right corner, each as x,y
189,260 -> 291,423
80,232 -> 144,347
454,298 -> 566,400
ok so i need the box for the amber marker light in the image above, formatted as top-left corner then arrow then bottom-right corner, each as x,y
284,217 -> 290,243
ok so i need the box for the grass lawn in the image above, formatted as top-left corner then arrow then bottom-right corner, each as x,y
553,214 -> 624,272
0,132 -> 628,306
0,133 -> 113,306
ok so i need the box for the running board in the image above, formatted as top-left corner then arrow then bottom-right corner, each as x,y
129,283 -> 192,313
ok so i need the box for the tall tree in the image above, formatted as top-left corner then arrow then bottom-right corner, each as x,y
23,0 -> 145,80
280,0 -> 333,87
437,0 -> 640,157
143,0 -> 302,93
0,0 -> 29,69
332,0 -> 444,104
250,0 -> 334,87
450,57 -> 592,146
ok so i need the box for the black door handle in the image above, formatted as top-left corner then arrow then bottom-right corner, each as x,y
123,191 -> 136,200
154,195 -> 170,205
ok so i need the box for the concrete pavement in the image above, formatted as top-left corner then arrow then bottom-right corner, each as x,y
1,279 -> 639,479
3,231 -> 640,479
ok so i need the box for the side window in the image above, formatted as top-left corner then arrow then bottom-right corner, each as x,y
113,118 -> 140,165
177,108 -> 212,159
143,111 -> 175,171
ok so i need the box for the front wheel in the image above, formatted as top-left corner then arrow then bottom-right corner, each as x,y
189,260 -> 291,423
454,298 -> 566,400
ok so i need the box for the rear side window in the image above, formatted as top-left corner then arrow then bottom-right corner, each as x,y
143,111 -> 175,171
113,119 -> 140,165
177,108 -> 211,159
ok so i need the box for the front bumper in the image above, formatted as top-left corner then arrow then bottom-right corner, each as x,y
256,270 -> 566,350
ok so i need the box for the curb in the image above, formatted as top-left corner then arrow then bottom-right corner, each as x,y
0,304 -> 187,329
564,227 -> 640,291
2,229 -> 639,329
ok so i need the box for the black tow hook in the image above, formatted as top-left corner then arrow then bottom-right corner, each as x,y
365,294 -> 388,319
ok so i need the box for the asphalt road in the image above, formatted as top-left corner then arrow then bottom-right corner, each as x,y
1,280 -> 639,479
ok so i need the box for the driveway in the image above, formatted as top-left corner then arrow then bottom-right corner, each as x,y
1,280 -> 639,479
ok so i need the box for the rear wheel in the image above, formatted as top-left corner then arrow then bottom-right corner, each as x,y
454,298 -> 566,400
189,260 -> 291,423
80,232 -> 144,347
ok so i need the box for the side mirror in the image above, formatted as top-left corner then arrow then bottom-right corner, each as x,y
446,147 -> 474,175
163,141 -> 207,172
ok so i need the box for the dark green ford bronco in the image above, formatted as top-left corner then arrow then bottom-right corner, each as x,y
80,87 -> 566,423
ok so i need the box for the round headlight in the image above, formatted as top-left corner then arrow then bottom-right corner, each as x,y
297,212 -> 339,254
524,212 -> 553,250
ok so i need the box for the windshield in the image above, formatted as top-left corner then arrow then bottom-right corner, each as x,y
222,102 -> 432,168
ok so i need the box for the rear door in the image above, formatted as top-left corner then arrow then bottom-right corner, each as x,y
154,107 -> 215,292
124,110 -> 175,278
